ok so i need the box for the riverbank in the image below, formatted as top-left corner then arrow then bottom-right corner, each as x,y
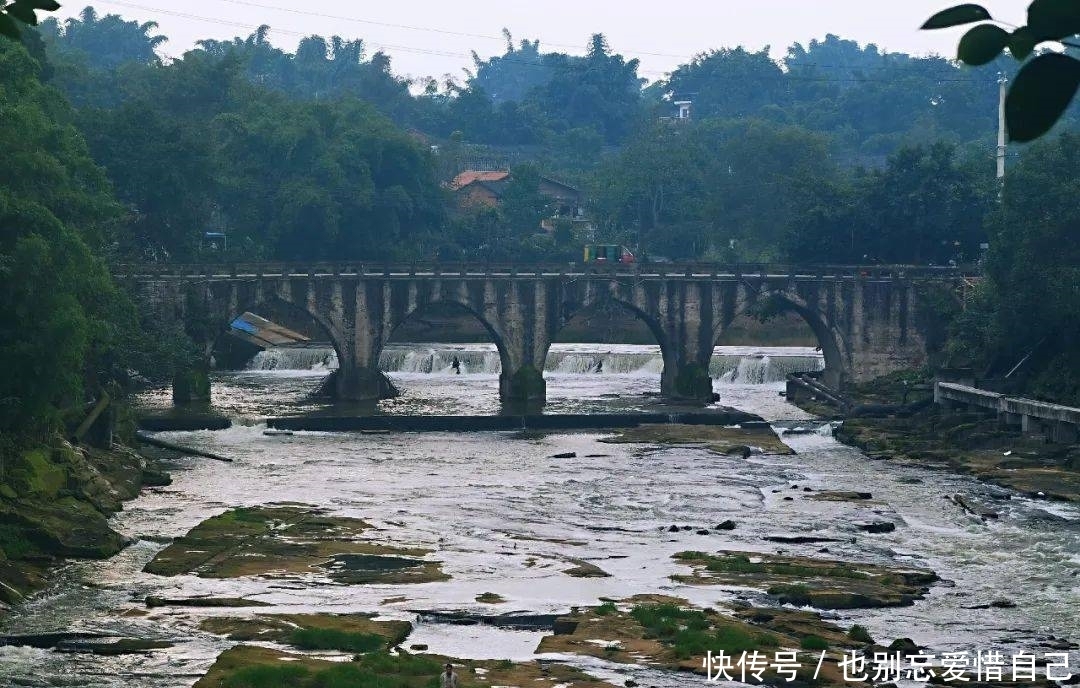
0,439 -> 172,614
793,374 -> 1080,503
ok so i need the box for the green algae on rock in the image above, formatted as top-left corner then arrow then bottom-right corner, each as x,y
600,423 -> 794,455
538,597 -> 868,686
144,505 -> 448,584
195,645 -> 609,688
199,613 -> 411,651
672,550 -> 938,609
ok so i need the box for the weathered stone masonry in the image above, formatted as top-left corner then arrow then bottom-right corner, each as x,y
125,264 -> 952,406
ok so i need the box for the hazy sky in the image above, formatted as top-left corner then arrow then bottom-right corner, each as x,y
54,1 -> 1032,81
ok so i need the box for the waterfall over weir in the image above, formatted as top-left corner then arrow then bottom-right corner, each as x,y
246,343 -> 824,385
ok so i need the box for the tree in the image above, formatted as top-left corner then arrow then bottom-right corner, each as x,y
0,39 -> 137,446
39,7 -> 166,69
784,143 -> 992,264
923,1 -> 1080,141
663,47 -> 788,120
976,132 -> 1080,400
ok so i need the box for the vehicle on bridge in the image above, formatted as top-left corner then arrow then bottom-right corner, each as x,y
584,244 -> 635,264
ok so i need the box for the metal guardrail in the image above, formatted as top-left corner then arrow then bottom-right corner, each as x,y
114,262 -> 975,282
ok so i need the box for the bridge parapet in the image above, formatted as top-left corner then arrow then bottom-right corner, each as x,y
935,382 -> 1080,443
116,262 -> 972,282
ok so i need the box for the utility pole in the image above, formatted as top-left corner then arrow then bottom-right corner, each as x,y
996,73 -> 1008,183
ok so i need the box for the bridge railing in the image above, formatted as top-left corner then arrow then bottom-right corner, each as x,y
113,262 -> 974,281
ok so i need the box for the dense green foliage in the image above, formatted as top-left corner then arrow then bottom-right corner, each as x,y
0,38 -> 132,447
945,132 -> 1080,403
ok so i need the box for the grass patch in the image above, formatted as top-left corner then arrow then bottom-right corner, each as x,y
800,634 -> 829,650
223,664 -> 310,688
630,604 -> 778,659
847,624 -> 874,644
0,528 -> 34,560
767,583 -> 812,605
595,601 -> 617,615
214,650 -> 443,688
288,628 -> 384,653
686,552 -> 868,580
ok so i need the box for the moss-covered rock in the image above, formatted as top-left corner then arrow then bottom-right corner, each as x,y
672,550 -> 938,609
200,613 -> 411,651
601,423 -> 793,455
145,505 -> 448,584
538,597 -> 858,686
195,645 -> 608,688
172,365 -> 211,404
7,448 -> 67,499
0,441 -> 169,614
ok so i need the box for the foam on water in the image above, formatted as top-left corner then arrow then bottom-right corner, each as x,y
246,342 -> 823,385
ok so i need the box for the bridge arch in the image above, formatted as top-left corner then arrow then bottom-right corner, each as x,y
551,292 -> 679,397
378,300 -> 512,378
719,285 -> 849,389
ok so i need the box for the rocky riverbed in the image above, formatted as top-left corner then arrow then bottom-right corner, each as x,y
1,363 -> 1077,687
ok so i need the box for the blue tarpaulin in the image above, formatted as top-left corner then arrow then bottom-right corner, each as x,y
230,318 -> 259,335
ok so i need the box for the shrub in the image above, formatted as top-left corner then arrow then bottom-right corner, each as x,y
800,634 -> 829,650
848,624 -> 874,644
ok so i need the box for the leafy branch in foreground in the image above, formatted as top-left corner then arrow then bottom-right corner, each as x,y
923,1 -> 1080,142
0,0 -> 60,40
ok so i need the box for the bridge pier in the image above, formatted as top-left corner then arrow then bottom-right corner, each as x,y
325,367 -> 399,402
172,364 -> 211,404
501,365 -> 546,407
661,363 -> 715,404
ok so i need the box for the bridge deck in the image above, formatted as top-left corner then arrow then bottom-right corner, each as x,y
117,262 -> 974,282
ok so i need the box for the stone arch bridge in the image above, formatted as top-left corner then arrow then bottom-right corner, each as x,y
120,263 -> 967,406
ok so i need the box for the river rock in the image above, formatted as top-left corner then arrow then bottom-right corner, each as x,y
667,525 -> 680,533
810,491 -> 873,501
551,452 -> 577,459
715,520 -> 737,530
764,535 -> 844,544
695,529 -> 710,535
553,619 -> 579,635
56,638 -> 174,655
887,637 -> 920,656
856,521 -> 896,534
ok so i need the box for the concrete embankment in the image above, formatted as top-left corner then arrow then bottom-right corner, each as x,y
267,410 -> 764,433
788,372 -> 1080,501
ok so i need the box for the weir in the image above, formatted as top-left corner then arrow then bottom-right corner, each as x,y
120,262 -> 965,406
245,343 -> 825,384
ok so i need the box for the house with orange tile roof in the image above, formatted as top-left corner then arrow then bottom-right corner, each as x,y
448,169 -> 593,234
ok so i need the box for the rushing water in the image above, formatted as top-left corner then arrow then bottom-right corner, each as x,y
1,344 -> 1077,687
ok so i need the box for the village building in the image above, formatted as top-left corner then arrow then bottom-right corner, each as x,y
448,170 -> 594,234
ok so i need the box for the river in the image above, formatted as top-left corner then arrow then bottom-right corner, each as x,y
0,344 -> 1076,687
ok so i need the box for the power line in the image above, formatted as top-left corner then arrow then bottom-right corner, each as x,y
87,0 -> 1002,85
211,0 -> 705,61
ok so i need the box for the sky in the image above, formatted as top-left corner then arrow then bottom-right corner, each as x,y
52,0 -> 1032,82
